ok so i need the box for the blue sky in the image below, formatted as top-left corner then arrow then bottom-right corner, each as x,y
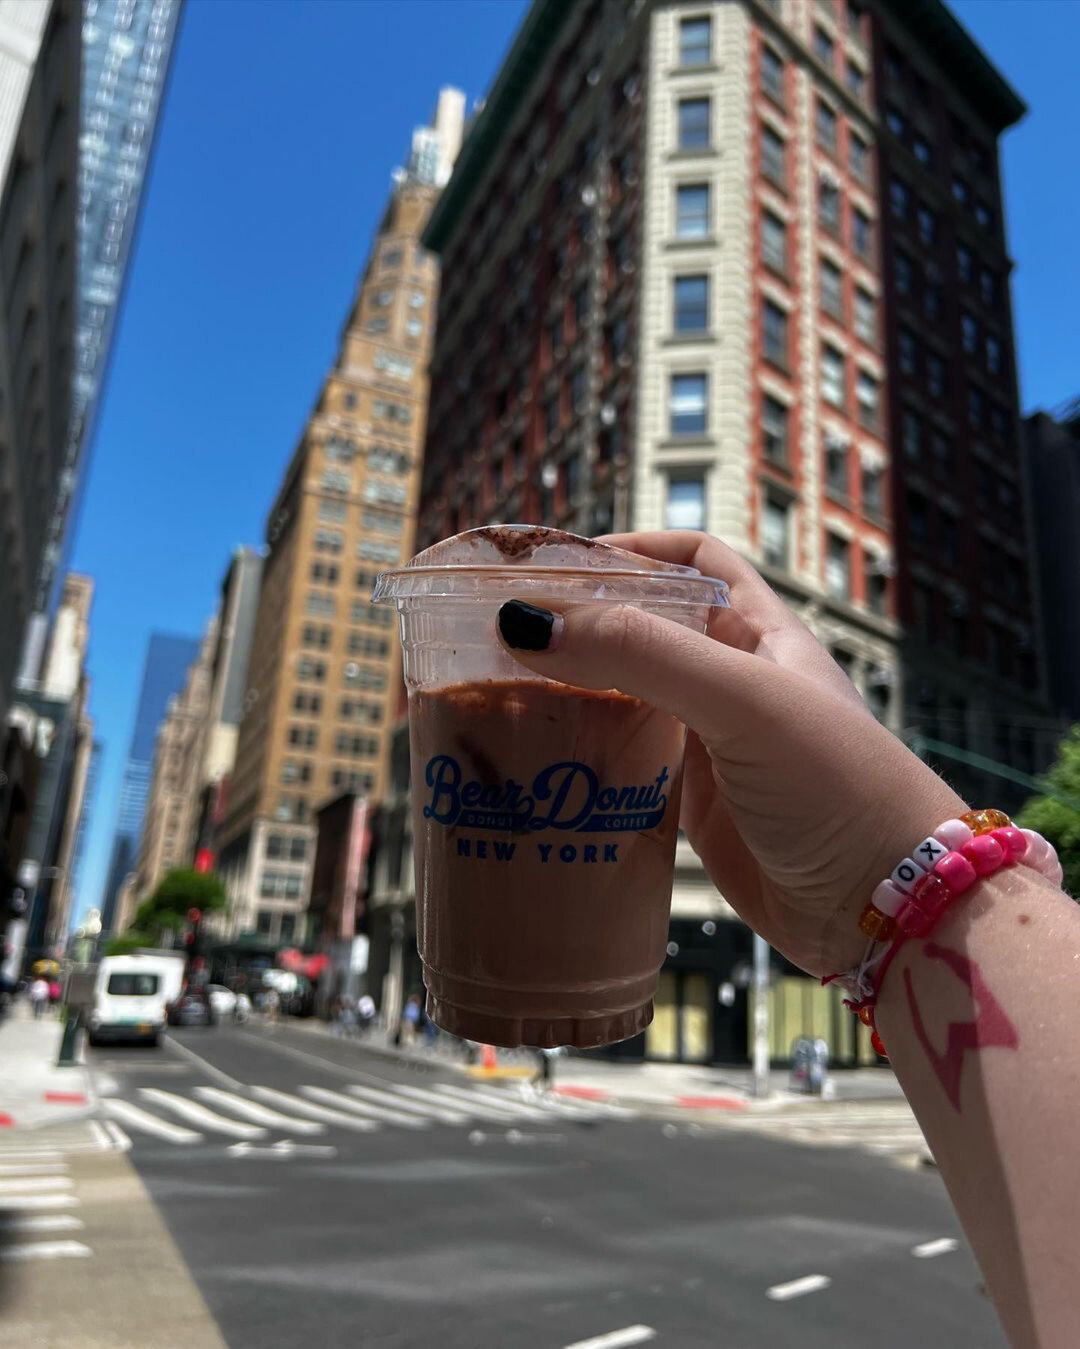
69,0 -> 1077,925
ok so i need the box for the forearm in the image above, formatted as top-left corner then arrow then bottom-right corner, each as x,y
876,865 -> 1080,1348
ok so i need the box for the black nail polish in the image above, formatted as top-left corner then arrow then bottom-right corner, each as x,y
498,600 -> 556,651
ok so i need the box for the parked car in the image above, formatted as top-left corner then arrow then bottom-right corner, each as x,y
207,985 -> 251,1022
167,989 -> 216,1027
88,953 -> 185,1047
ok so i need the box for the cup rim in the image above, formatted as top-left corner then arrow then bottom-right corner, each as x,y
372,563 -> 730,606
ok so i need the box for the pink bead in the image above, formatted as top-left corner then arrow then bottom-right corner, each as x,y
991,826 -> 1027,862
933,850 -> 978,895
912,871 -> 952,921
897,899 -> 931,937
961,834 -> 1005,875
1045,858 -> 1065,889
933,818 -> 974,851
1021,828 -> 1048,864
870,879 -> 907,918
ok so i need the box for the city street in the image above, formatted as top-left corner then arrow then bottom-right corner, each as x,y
7,1023 -> 999,1348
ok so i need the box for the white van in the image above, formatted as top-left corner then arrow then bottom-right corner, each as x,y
88,953 -> 185,1047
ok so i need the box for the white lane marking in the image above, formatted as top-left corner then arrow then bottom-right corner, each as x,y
766,1274 -> 831,1301
301,1086 -> 429,1129
103,1119 -> 132,1151
226,1140 -> 338,1159
163,1034 -> 244,1089
6,1193 -> 80,1210
89,1119 -> 113,1151
345,1084 -> 467,1126
137,1088 -> 266,1140
0,1213 -> 84,1233
0,1239 -> 92,1262
194,1088 -> 326,1135
912,1237 -> 959,1259
0,1176 -> 74,1195
434,1084 -> 550,1121
250,1087 -> 379,1133
394,1083 -> 522,1122
102,1097 -> 201,1144
0,1151 -> 64,1164
563,1325 -> 657,1349
0,1163 -> 70,1177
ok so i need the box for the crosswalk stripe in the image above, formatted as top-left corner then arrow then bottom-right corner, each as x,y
392,1083 -> 523,1122
0,1150 -> 64,1163
433,1084 -> 550,1121
6,1192 -> 80,1210
0,1163 -> 70,1177
250,1087 -> 379,1133
0,1239 -> 92,1262
0,1176 -> 73,1195
194,1088 -> 327,1135
137,1089 -> 267,1140
102,1098 -> 201,1144
0,1213 -> 84,1234
345,1084 -> 469,1126
301,1087 -> 429,1128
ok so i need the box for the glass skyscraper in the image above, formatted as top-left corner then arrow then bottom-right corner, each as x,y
100,632 -> 197,931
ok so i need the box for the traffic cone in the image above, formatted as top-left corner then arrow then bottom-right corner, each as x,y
481,1042 -> 497,1072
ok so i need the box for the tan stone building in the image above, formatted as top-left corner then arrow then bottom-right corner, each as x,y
215,90 -> 464,947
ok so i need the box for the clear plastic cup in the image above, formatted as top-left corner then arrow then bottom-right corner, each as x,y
373,525 -> 729,1048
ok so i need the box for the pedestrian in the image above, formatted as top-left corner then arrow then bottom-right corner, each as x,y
400,993 -> 421,1047
356,992 -> 376,1036
496,528 -> 1080,1347
263,986 -> 280,1026
534,1046 -> 560,1090
339,995 -> 358,1039
28,976 -> 48,1020
48,978 -> 62,1012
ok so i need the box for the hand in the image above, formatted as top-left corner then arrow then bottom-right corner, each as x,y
497,530 -> 965,977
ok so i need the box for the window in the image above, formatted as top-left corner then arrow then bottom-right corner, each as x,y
761,45 -> 784,102
818,179 -> 840,232
408,290 -> 424,309
907,489 -> 929,544
570,365 -> 587,413
902,409 -> 922,459
405,317 -> 423,338
763,300 -> 788,367
890,177 -> 908,219
815,100 -> 837,154
762,395 -> 788,466
952,175 -> 969,205
980,269 -> 997,306
957,243 -> 973,282
761,495 -> 789,569
990,403 -> 1010,441
314,528 -> 343,554
373,290 -> 393,308
822,345 -> 845,406
968,386 -> 984,428
986,334 -> 1003,375
846,60 -> 866,98
545,393 -> 560,438
761,125 -> 785,186
674,275 -> 709,333
862,463 -> 885,518
670,373 -> 708,435
305,592 -> 335,617
913,136 -> 932,167
852,208 -> 871,260
665,473 -> 706,530
886,106 -> 906,138
922,283 -> 941,323
856,370 -> 878,429
676,183 -> 709,238
961,312 -> 978,354
854,288 -> 875,343
319,499 -> 347,523
678,97 -> 710,150
849,132 -> 868,181
762,211 -> 787,272
679,15 -> 711,66
820,257 -> 843,318
107,973 -> 159,997
898,327 -> 917,375
825,534 -> 850,600
824,436 -> 848,499
813,26 -> 834,66
927,353 -> 945,398
917,205 -> 936,246
931,429 -> 955,471
847,0 -> 866,41
975,201 -> 993,232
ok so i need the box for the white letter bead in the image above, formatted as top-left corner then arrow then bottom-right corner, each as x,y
912,836 -> 948,869
890,857 -> 925,892
870,879 -> 907,917
933,818 -> 974,851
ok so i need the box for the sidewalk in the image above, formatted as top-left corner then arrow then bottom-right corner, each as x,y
265,1014 -> 904,1113
0,1002 -> 94,1130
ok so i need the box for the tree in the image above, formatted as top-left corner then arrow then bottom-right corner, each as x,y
124,868 -> 228,946
103,930 -> 152,957
1017,725 -> 1080,899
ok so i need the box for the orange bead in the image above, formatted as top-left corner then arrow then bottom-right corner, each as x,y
858,904 -> 896,942
960,808 -> 1011,835
857,1005 -> 874,1027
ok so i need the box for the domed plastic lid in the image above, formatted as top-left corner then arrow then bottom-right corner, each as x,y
372,525 -> 729,608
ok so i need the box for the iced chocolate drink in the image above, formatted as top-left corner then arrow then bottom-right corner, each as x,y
373,526 -> 728,1048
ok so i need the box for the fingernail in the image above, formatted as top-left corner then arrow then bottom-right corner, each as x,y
498,600 -> 561,651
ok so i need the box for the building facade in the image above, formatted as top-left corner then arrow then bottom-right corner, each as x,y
410,0 -> 1044,1064
17,0 -> 184,686
1023,406 -> 1080,726
100,630 -> 197,931
215,90 -> 465,946
0,0 -> 79,725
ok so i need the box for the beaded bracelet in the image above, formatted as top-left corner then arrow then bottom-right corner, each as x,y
825,809 -> 1063,1057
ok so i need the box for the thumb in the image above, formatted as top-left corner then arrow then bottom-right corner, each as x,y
495,598 -> 805,747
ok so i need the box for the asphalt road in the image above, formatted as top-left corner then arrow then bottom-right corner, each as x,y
87,1022 -> 1006,1349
